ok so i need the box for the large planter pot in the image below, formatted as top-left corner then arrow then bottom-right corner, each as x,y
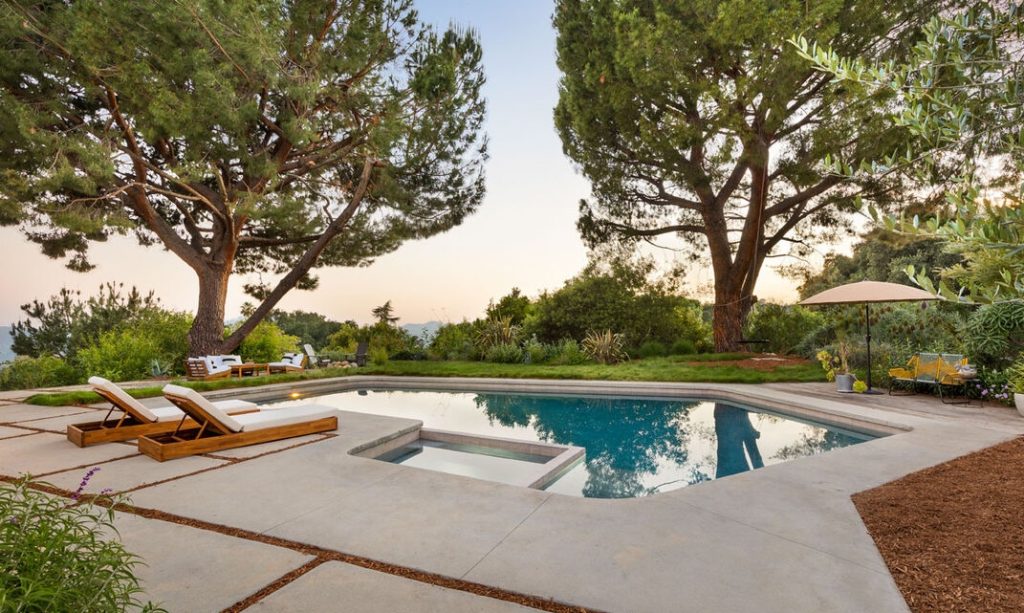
835,373 -> 856,393
1015,393 -> 1024,418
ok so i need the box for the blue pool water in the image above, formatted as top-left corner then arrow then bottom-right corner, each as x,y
272,389 -> 875,498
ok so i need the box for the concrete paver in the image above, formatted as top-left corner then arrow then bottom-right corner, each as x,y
112,514 -> 312,612
0,432 -> 138,478
252,562 -> 536,612
0,425 -> 34,439
46,453 -> 229,495
0,403 -> 96,424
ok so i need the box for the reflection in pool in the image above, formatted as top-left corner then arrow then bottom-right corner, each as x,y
269,389 -> 874,498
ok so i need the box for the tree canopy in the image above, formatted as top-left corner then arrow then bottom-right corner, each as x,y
795,1 -> 1023,302
0,0 -> 487,354
553,0 -> 953,350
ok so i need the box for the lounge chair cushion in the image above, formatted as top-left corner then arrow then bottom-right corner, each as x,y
91,377 -> 256,422
234,404 -> 338,431
147,400 -> 256,422
163,384 -> 246,432
90,377 -> 162,422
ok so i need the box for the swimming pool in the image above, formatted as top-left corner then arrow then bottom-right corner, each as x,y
269,388 -> 875,498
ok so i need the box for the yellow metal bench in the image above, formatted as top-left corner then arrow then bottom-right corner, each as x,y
889,352 -> 969,404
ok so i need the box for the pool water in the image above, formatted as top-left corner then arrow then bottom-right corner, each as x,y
271,389 -> 874,498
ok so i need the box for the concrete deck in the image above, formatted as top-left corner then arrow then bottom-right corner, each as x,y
1,377 -> 1021,612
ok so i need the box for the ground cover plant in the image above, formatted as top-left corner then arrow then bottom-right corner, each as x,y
0,475 -> 163,612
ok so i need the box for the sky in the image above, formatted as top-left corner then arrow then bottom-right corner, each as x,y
0,0 -> 811,327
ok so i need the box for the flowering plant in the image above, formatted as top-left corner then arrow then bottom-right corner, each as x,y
1,469 -> 164,612
816,340 -> 852,382
968,367 -> 1014,406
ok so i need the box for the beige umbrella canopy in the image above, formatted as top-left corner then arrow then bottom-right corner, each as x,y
800,281 -> 938,306
800,281 -> 939,393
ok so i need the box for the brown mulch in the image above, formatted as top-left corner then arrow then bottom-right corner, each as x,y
683,356 -> 811,371
853,437 -> 1024,613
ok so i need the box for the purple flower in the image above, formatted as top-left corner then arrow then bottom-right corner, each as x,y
70,467 -> 101,501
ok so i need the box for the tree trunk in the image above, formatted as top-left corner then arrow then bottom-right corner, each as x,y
188,266 -> 231,357
712,287 -> 753,353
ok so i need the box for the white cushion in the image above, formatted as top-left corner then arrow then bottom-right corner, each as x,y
235,404 -> 338,432
162,384 -> 245,432
220,355 -> 242,364
90,376 -> 158,421
91,377 -> 257,423
147,399 -> 257,422
304,344 -> 316,357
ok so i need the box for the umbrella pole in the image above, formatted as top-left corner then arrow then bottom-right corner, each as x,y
863,303 -> 882,394
865,303 -> 872,390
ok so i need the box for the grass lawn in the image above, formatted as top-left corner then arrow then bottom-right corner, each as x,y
25,353 -> 821,406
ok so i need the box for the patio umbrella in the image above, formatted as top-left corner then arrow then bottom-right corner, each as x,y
799,281 -> 938,394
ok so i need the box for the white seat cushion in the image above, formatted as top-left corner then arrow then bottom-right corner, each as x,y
236,405 -> 338,432
162,384 -> 245,432
90,376 -> 159,422
147,399 -> 257,422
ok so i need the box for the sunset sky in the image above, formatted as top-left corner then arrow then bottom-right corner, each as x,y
0,0 -> 815,327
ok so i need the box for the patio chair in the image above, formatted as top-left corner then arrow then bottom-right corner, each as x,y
351,341 -> 369,367
138,384 -> 338,461
268,352 -> 307,374
303,344 -> 331,368
66,377 -> 258,447
888,352 -> 970,404
184,355 -> 239,381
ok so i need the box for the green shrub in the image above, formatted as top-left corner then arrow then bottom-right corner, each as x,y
390,350 -> 427,360
238,321 -> 300,363
324,322 -> 362,353
523,337 -> 550,364
582,330 -> 627,365
485,342 -> 525,364
548,339 -> 588,365
744,303 -> 823,355
369,346 -> 389,365
963,301 -> 1024,367
429,321 -> 480,360
636,341 -> 667,359
476,316 -> 520,351
77,310 -> 192,381
669,339 -> 697,355
0,475 -> 164,612
0,355 -> 81,391
1008,361 -> 1024,394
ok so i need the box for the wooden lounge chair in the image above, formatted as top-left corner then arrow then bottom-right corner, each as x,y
138,384 -> 338,461
268,353 -> 307,374
185,355 -> 237,381
66,377 -> 258,447
304,344 -> 330,368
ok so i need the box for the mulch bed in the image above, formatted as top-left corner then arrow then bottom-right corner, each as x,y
853,437 -> 1024,613
683,356 -> 811,371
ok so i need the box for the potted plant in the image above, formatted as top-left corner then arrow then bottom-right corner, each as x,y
816,341 -> 856,393
1007,360 -> 1024,417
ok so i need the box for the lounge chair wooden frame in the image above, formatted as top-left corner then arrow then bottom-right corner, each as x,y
138,390 -> 336,461
269,353 -> 308,374
66,387 -> 258,447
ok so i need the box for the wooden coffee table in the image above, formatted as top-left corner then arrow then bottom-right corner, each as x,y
230,363 -> 270,378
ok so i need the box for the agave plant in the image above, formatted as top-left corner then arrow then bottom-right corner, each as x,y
476,316 -> 520,351
582,330 -> 628,365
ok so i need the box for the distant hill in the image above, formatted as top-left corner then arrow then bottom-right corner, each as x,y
0,326 -> 14,363
402,321 -> 442,342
